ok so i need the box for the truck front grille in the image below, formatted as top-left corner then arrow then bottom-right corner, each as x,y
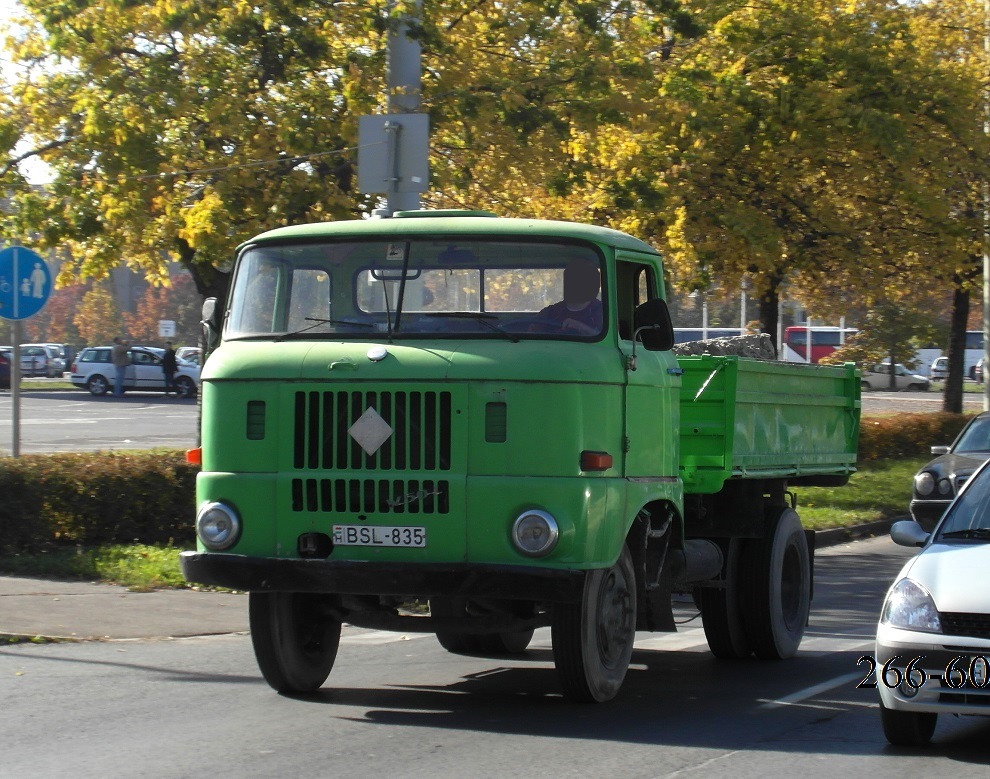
293,390 -> 452,472
291,478 -> 450,514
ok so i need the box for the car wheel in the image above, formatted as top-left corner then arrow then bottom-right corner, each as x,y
879,701 -> 936,747
176,376 -> 196,398
86,375 -> 110,396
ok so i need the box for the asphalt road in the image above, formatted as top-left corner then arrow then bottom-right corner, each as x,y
0,389 -> 199,455
2,536 -> 988,777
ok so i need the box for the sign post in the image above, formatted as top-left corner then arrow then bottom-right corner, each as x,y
0,246 -> 53,457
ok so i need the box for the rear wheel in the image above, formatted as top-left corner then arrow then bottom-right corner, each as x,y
552,546 -> 637,703
86,375 -> 110,396
698,538 -> 752,659
249,592 -> 341,693
879,702 -> 936,746
739,506 -> 811,660
432,598 -> 534,656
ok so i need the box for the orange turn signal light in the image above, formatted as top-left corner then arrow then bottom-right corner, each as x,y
580,450 -> 613,472
186,447 -> 202,466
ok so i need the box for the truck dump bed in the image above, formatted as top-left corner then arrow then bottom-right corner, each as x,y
677,355 -> 860,494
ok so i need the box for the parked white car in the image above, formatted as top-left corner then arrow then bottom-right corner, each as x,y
860,363 -> 930,392
70,345 -> 200,397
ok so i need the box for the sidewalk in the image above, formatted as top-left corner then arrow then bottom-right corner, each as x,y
0,520 -> 898,643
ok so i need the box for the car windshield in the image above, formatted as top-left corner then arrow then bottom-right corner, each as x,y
224,238 -> 606,341
953,416 -> 990,453
937,462 -> 990,540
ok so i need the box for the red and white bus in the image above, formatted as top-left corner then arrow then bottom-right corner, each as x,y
782,325 -> 858,364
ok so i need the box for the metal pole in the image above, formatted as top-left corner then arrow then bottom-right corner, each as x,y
11,319 -> 20,457
386,0 -> 423,214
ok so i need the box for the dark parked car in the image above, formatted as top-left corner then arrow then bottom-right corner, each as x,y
0,348 -> 10,389
910,411 -> 990,530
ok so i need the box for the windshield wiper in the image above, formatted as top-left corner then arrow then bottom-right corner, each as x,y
424,312 -> 519,342
275,317 -> 374,341
940,527 -> 990,540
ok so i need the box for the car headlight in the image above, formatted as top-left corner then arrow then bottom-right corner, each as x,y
881,578 -> 942,633
937,478 -> 954,496
196,502 -> 242,551
914,472 -> 935,497
511,510 -> 559,557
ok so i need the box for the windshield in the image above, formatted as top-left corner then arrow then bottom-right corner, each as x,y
954,416 -> 990,453
936,462 -> 990,540
224,238 -> 606,340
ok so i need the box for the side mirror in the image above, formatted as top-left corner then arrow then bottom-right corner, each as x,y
201,297 -> 221,350
633,298 -> 675,352
890,519 -> 930,548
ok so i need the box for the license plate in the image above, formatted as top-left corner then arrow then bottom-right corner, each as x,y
332,525 -> 427,548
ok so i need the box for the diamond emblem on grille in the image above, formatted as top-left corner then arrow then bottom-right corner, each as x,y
348,407 -> 393,455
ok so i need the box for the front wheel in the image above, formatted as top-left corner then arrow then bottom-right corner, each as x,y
249,592 -> 341,693
175,375 -> 196,398
739,506 -> 811,660
551,546 -> 637,703
880,702 -> 936,746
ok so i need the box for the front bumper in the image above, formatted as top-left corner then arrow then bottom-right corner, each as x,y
180,551 -> 586,603
876,625 -> 990,716
908,499 -> 949,531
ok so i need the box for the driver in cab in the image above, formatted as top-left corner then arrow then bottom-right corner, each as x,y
534,257 -> 603,336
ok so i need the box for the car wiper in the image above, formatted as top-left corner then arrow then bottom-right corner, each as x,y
275,317 -> 374,341
424,312 -> 519,342
940,527 -> 990,540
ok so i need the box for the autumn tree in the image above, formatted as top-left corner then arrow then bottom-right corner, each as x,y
73,284 -> 123,345
21,282 -> 85,345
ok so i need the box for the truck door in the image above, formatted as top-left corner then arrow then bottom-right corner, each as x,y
615,255 -> 680,479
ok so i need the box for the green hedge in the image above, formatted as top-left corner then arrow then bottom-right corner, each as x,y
0,412 -> 976,555
0,450 -> 197,555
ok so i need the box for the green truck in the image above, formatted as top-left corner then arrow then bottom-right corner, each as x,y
180,210 -> 860,703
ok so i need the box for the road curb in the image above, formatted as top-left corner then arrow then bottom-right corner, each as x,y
815,518 -> 901,549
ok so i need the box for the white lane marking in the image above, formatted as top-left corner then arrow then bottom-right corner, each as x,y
758,671 -> 864,710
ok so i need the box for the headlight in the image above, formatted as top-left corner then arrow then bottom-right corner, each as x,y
511,510 -> 559,557
914,472 -> 935,496
881,578 -> 941,633
196,502 -> 241,551
937,478 -> 953,496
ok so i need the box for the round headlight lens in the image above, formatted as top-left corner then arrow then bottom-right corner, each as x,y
511,510 -> 559,557
881,578 -> 941,633
937,478 -> 953,496
196,502 -> 241,551
914,472 -> 935,497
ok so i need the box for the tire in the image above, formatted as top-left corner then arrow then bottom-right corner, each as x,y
431,598 -> 534,656
86,375 -> 110,396
880,702 -> 936,747
739,506 -> 810,660
175,375 -> 196,398
249,592 -> 341,693
698,538 -> 752,659
551,546 -> 637,703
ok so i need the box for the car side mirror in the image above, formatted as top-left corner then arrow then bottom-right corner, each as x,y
890,519 -> 930,548
931,446 -> 950,456
633,298 -> 675,352
202,297 -> 221,351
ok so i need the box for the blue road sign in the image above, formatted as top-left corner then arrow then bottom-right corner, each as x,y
0,246 -> 52,321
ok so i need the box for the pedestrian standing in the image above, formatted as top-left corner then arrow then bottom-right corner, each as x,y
163,341 -> 178,396
111,337 -> 130,397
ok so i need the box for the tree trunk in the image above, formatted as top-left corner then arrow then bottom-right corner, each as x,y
943,282 -> 969,414
757,276 -> 782,354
